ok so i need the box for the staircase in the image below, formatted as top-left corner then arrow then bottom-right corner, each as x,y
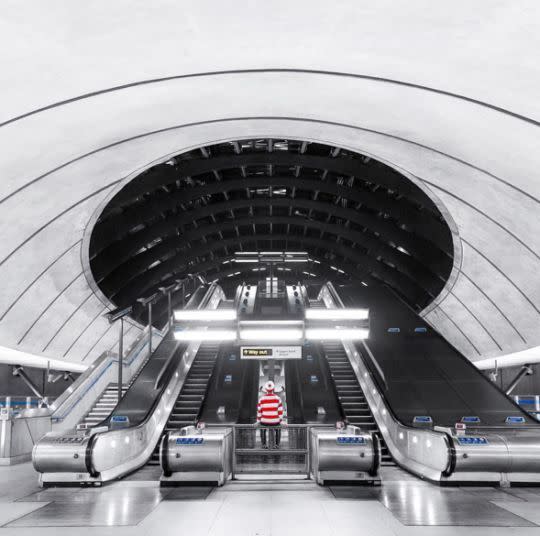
80,384 -> 127,427
147,341 -> 220,465
320,339 -> 394,466
79,341 -> 153,428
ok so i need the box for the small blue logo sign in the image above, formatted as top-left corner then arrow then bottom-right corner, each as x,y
337,436 -> 366,445
506,416 -> 526,424
457,436 -> 488,445
176,437 -> 204,445
413,416 -> 433,424
461,416 -> 481,424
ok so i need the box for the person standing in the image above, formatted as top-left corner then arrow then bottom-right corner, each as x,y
257,380 -> 283,448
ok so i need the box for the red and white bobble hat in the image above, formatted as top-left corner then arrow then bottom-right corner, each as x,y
264,380 -> 275,393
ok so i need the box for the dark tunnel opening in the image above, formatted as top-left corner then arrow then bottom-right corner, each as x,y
88,138 -> 454,328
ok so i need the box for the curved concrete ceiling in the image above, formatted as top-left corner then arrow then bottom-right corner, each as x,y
0,1 -> 539,368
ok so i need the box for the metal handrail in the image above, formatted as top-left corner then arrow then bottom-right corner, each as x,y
75,284 -> 223,483
203,423 -> 331,428
0,396 -> 55,409
153,283 -> 215,390
51,328 -> 154,421
319,282 -> 455,481
324,282 -> 388,390
50,351 -> 112,411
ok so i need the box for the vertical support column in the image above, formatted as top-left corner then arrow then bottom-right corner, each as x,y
104,304 -> 133,405
161,283 -> 179,334
118,317 -> 124,403
306,426 -> 311,480
147,301 -> 153,358
231,427 -> 237,481
268,359 -> 275,382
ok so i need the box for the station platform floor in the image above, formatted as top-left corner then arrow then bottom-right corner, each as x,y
3,463 -> 540,535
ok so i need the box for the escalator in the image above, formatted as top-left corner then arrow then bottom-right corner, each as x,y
33,283 -> 228,485
285,342 -> 344,425
320,340 -> 393,465
199,344 -> 258,424
317,282 -> 540,484
306,298 -> 391,462
102,330 -> 182,429
340,285 -> 536,428
147,341 -> 220,465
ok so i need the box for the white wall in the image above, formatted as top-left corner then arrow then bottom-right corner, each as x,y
0,0 -> 539,366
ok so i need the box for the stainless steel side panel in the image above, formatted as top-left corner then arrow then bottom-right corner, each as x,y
312,428 -> 375,473
451,434 -> 509,474
506,432 -> 540,473
164,428 -> 232,474
32,432 -> 92,474
449,431 -> 540,476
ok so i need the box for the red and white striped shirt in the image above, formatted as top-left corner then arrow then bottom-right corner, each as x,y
257,393 -> 284,425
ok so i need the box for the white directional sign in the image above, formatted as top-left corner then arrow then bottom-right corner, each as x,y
240,346 -> 302,360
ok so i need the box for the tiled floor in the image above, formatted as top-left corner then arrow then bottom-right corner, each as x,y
3,463 -> 540,534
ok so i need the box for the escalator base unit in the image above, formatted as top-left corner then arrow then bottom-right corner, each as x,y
309,425 -> 380,486
32,427 -> 109,485
160,426 -> 233,486
438,430 -> 540,484
32,430 -> 96,475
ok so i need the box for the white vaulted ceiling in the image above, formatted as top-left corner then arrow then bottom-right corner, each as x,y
0,0 -> 539,368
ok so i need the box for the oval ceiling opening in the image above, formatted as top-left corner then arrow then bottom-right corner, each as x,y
89,138 -> 454,327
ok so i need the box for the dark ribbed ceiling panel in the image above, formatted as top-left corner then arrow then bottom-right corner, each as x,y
89,139 -> 454,327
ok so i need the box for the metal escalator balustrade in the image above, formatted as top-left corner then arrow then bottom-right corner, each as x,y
50,330 -> 156,431
81,335 -> 169,428
321,339 -> 393,466
148,341 -> 220,465
80,353 -> 152,428
318,281 -> 540,485
32,283 -> 226,485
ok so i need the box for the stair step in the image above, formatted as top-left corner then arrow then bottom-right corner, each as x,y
320,340 -> 395,466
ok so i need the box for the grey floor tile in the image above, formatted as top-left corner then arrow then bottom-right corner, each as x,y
380,485 -> 537,526
329,485 -> 383,500
5,500 -> 157,527
5,486 -> 165,527
492,500 -> 540,525
162,486 -> 214,500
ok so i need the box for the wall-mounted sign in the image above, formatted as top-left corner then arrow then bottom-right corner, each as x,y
461,416 -> 481,424
240,346 -> 302,360
506,416 -> 526,424
457,436 -> 489,446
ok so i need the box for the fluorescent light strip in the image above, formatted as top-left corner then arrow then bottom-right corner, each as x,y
305,328 -> 369,340
240,328 -> 303,341
174,309 -> 236,321
305,308 -> 369,320
241,320 -> 302,325
174,330 -> 236,341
